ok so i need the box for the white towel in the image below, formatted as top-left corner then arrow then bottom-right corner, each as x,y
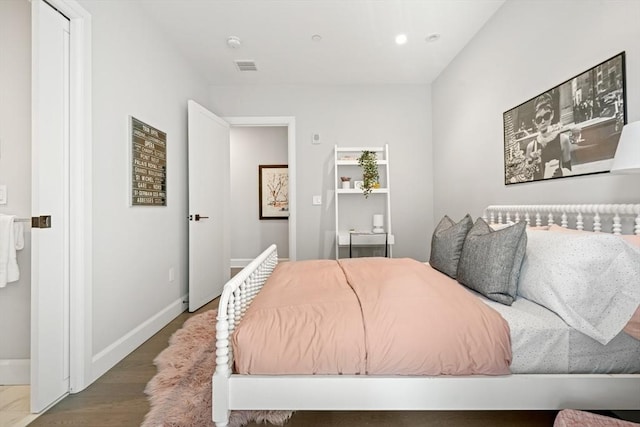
14,222 -> 24,250
0,214 -> 22,287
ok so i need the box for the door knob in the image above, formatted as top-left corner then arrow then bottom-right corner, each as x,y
194,214 -> 209,221
32,215 -> 52,228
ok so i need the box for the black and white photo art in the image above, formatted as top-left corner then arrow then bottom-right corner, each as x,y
503,52 -> 626,185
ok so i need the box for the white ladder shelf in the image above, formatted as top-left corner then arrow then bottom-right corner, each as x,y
334,144 -> 393,258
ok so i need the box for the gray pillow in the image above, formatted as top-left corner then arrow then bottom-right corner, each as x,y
456,218 -> 527,305
429,214 -> 473,278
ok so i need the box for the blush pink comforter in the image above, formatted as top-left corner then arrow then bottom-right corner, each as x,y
232,258 -> 512,376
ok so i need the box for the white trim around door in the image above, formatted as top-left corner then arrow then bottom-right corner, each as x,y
224,116 -> 297,261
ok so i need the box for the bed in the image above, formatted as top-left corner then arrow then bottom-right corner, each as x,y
212,203 -> 640,427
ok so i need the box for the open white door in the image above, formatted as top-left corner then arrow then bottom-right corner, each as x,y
31,0 -> 70,412
187,100 -> 230,312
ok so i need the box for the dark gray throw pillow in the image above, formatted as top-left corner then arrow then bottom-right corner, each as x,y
456,218 -> 527,306
429,214 -> 473,278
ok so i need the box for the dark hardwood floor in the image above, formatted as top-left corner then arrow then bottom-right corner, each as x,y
271,411 -> 558,426
29,298 -> 220,427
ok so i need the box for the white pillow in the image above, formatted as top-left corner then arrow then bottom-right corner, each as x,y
518,230 -> 640,345
489,222 -> 514,231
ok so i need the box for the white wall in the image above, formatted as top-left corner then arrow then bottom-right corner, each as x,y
0,0 -> 31,383
76,0 -> 211,378
432,0 -> 640,223
210,84 -> 433,261
230,126 -> 289,263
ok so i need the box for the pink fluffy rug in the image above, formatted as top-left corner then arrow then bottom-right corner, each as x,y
143,309 -> 293,427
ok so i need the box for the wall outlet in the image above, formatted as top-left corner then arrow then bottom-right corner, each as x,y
311,132 -> 321,144
312,195 -> 322,205
169,267 -> 175,283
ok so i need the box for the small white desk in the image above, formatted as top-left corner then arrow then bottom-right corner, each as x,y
349,232 -> 389,258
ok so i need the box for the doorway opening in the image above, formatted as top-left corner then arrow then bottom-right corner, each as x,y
225,117 -> 296,265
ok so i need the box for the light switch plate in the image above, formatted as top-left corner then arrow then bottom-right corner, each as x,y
0,185 -> 7,205
311,133 -> 321,144
312,195 -> 322,205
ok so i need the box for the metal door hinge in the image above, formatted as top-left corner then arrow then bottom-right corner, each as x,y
32,215 -> 52,229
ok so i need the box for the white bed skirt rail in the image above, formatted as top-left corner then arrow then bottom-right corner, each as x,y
484,204 -> 640,235
227,374 -> 640,411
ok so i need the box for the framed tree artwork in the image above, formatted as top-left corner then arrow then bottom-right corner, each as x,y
503,52 -> 626,184
259,165 -> 289,219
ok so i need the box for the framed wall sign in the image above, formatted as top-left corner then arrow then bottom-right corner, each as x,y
503,52 -> 626,185
130,116 -> 167,206
259,165 -> 289,219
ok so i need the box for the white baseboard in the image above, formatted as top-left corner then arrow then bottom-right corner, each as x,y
0,359 -> 30,385
90,295 -> 188,383
231,258 -> 289,268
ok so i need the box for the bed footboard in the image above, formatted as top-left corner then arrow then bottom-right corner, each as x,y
213,244 -> 278,427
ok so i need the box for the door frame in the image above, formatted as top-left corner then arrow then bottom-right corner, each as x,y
33,0 -> 92,395
224,116 -> 297,261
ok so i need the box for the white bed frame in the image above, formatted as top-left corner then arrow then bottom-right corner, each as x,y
212,204 -> 640,427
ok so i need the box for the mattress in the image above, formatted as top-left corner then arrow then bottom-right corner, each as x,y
477,291 -> 640,374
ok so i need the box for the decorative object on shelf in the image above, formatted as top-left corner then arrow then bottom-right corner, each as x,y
340,176 -> 351,189
259,165 -> 289,219
372,214 -> 384,233
353,180 -> 364,190
503,51 -> 626,185
357,150 -> 379,197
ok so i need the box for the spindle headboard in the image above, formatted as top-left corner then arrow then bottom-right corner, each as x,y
483,204 -> 640,235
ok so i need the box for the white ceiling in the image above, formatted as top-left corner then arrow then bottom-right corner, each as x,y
136,0 -> 505,85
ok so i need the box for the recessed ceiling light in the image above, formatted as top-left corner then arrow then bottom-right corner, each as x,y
426,33 -> 441,43
395,34 -> 408,45
311,34 -> 322,42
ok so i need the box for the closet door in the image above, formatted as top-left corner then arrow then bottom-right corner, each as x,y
31,0 -> 70,412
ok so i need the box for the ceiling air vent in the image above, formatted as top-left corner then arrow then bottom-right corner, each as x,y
234,60 -> 258,71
